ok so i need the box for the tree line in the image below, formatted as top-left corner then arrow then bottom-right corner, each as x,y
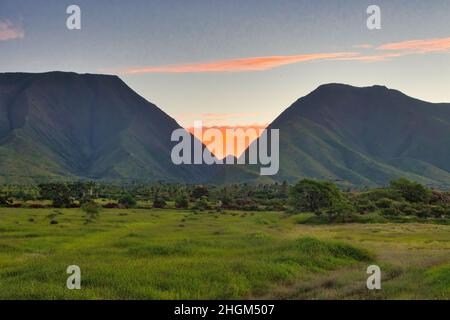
1,178 -> 449,223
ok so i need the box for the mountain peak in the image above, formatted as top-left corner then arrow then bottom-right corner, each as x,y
0,71 -> 121,86
314,83 -> 390,93
0,71 -> 212,184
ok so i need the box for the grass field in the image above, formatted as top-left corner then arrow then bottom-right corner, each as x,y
0,207 -> 448,299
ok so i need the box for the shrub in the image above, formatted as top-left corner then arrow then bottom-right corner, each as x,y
375,198 -> 395,209
175,193 -> 189,209
0,194 -> 13,207
28,203 -> 46,209
191,185 -> 209,200
430,191 -> 450,205
290,179 -> 355,222
81,201 -> 101,222
38,183 -> 74,208
102,202 -> 119,209
118,194 -> 137,208
430,205 -> 447,218
289,179 -> 342,213
390,178 -> 432,203
380,207 -> 401,217
193,196 -> 210,211
416,206 -> 432,218
153,196 -> 166,209
364,188 -> 403,202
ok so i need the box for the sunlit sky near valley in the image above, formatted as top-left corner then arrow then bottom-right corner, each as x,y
1,0 -> 450,143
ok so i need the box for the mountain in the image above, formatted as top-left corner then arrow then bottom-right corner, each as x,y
0,72 -> 212,184
217,84 -> 450,188
2,74 -> 450,188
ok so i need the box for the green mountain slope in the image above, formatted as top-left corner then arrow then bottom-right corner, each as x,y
0,72 -> 211,184
1,74 -> 449,187
216,84 -> 450,188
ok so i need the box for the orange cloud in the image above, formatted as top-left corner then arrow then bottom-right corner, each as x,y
353,44 -> 373,49
0,19 -> 24,41
122,52 -> 359,74
378,36 -> 450,53
177,112 -> 262,121
109,36 -> 450,76
337,52 -> 405,62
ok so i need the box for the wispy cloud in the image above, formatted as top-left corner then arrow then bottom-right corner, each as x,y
175,112 -> 270,127
378,36 -> 450,53
115,36 -> 450,75
122,52 -> 358,74
353,44 -> 373,49
177,112 -> 263,121
342,36 -> 450,62
337,52 -> 405,62
0,19 -> 24,41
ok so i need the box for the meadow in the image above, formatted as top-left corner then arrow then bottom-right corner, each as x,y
0,207 -> 448,299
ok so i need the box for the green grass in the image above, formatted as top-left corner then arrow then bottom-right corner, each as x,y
0,208 -> 448,299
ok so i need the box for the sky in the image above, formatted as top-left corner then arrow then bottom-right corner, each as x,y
1,0 -> 450,137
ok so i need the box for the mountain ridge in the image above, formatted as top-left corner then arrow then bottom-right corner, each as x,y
218,82 -> 450,188
0,71 -> 213,184
1,72 -> 450,187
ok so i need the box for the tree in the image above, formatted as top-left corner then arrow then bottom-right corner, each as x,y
175,193 -> 189,209
152,193 -> 166,208
191,185 -> 209,200
289,179 -> 352,222
38,183 -> 73,208
390,178 -> 431,203
289,179 -> 340,212
0,193 -> 13,207
118,194 -> 137,208
193,196 -> 209,211
81,201 -> 101,223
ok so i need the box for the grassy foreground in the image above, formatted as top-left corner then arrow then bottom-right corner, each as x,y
0,208 -> 448,299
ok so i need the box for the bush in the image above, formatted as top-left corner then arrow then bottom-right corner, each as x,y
364,188 -> 403,202
191,185 -> 209,200
0,194 -> 13,207
430,191 -> 450,205
81,201 -> 101,222
102,202 -> 119,209
193,196 -> 210,211
289,179 -> 342,213
118,194 -> 137,208
153,196 -> 166,209
380,207 -> 401,217
430,205 -> 448,218
28,203 -> 46,209
175,193 -> 189,209
289,179 -> 355,222
416,206 -> 432,218
353,197 -> 376,213
375,198 -> 395,209
390,178 -> 432,203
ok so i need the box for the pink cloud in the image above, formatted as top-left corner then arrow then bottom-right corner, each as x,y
122,52 -> 359,74
378,36 -> 450,53
175,112 -> 268,127
0,19 -> 24,41
110,36 -> 450,75
353,44 -> 373,49
337,52 -> 406,62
